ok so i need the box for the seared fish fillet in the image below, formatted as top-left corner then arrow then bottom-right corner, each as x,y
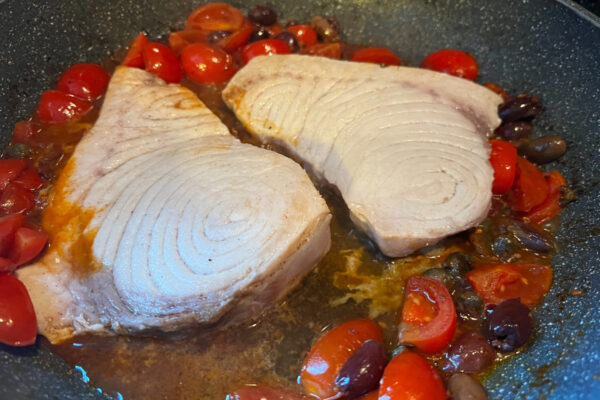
16,67 -> 331,344
223,55 -> 502,257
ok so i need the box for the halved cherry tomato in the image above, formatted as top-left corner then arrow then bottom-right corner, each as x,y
357,391 -> 379,400
181,43 -> 238,84
226,386 -> 307,400
421,49 -> 478,80
36,90 -> 93,124
524,170 -> 566,224
301,319 -> 382,399
169,29 -> 211,55
142,42 -> 182,83
243,39 -> 291,64
507,157 -> 550,212
399,276 -> 456,354
56,63 -> 110,102
0,183 -> 35,215
467,263 -> 552,307
378,351 -> 446,400
0,159 -> 27,191
286,25 -> 318,47
12,168 -> 44,192
122,33 -> 148,68
351,47 -> 402,66
302,43 -> 342,59
0,214 -> 25,258
484,82 -> 509,100
490,139 -> 518,195
12,121 -> 42,145
0,258 -> 13,272
9,227 -> 48,267
0,273 -> 37,346
185,2 -> 245,32
217,26 -> 253,53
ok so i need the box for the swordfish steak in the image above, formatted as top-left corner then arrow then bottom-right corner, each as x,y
223,55 -> 503,257
16,67 -> 331,344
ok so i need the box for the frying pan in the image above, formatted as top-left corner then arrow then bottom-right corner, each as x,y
1,0 -> 599,399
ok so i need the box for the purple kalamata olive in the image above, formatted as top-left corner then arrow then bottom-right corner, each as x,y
274,31 -> 299,52
334,339 -> 387,399
447,373 -> 488,400
248,5 -> 277,26
494,121 -> 533,140
206,30 -> 232,44
248,28 -> 271,44
443,331 -> 496,374
519,135 -> 567,164
506,223 -> 554,253
484,299 -> 533,352
498,94 -> 542,122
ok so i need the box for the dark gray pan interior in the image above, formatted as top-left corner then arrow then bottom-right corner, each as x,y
1,0 -> 599,399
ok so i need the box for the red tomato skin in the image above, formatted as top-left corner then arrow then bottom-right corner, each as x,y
56,63 -> 110,102
286,25 -> 318,47
0,214 -> 25,258
399,276 -> 456,353
467,263 -> 552,306
490,140 -> 518,194
181,43 -> 238,84
302,43 -> 342,59
0,273 -> 37,346
484,82 -> 509,100
10,227 -> 48,267
142,42 -> 182,83
36,90 -> 92,124
507,157 -> 550,212
0,159 -> 27,191
12,121 -> 42,145
421,49 -> 478,80
378,352 -> 446,400
524,170 -> 566,224
185,2 -> 245,32
226,386 -> 307,400
0,257 -> 13,272
300,319 -> 382,399
351,47 -> 402,66
243,39 -> 291,64
12,168 -> 44,192
0,183 -> 35,216
217,26 -> 253,53
122,33 -> 148,68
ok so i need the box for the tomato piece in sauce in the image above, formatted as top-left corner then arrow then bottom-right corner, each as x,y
226,386 -> 307,400
300,319 -> 382,399
0,273 -> 37,346
243,39 -> 291,64
217,26 -> 253,53
0,159 -> 27,191
378,351 -> 446,400
181,43 -> 238,84
56,63 -> 110,102
10,227 -> 48,267
36,90 -> 93,124
421,49 -> 478,80
286,25 -> 318,47
302,43 -> 342,59
490,139 -> 518,194
11,121 -> 42,145
351,47 -> 402,66
524,170 -> 566,224
142,42 -> 182,83
467,263 -> 552,307
507,157 -> 550,212
185,2 -> 245,32
0,214 -> 25,258
122,33 -> 148,68
12,168 -> 44,192
398,276 -> 456,354
0,184 -> 35,216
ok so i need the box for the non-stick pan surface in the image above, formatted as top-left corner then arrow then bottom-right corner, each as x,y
1,1 -> 599,399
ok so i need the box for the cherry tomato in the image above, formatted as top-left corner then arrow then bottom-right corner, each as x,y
398,276 -> 456,354
421,49 -> 478,80
142,42 -> 182,84
0,183 -> 35,215
10,227 -> 48,267
36,90 -> 92,124
226,386 -> 307,400
0,159 -> 27,191
0,214 -> 25,258
56,63 -> 110,102
524,170 -> 566,224
217,26 -> 253,53
507,157 -> 550,212
467,263 -> 552,307
169,30 -> 211,55
301,319 -> 382,399
0,258 -> 13,272
12,121 -> 42,145
484,82 -> 509,100
242,39 -> 291,64
0,273 -> 37,346
286,25 -> 318,47
378,351 -> 446,400
302,43 -> 342,59
122,33 -> 148,68
181,43 -> 238,84
357,391 -> 379,400
12,168 -> 44,192
490,139 -> 518,195
351,47 -> 402,66
185,2 -> 245,32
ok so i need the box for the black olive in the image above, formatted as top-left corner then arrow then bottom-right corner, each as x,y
447,373 -> 488,400
274,31 -> 299,52
506,223 -> 554,253
248,5 -> 277,26
206,30 -> 232,44
443,252 -> 473,278
494,121 -> 533,140
498,94 -> 542,122
443,331 -> 496,374
518,135 -> 567,164
454,290 -> 484,321
484,299 -> 533,352
334,340 -> 387,399
423,268 -> 456,292
248,28 -> 271,44
311,16 -> 341,42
